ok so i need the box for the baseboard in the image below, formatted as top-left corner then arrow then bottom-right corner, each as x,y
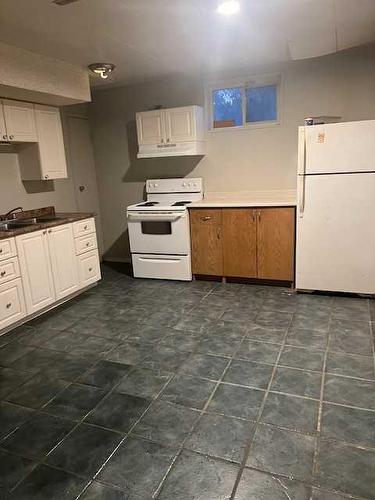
103,257 -> 132,264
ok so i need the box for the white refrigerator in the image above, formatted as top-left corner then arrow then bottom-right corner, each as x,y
296,119 -> 375,295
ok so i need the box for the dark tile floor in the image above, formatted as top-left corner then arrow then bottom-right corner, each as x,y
0,264 -> 374,499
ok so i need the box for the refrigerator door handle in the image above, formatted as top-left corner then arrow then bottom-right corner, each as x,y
298,174 -> 306,218
297,126 -> 306,218
298,126 -> 306,176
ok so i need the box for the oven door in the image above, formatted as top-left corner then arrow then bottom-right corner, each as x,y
127,211 -> 191,255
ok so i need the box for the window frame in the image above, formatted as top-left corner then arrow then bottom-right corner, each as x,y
206,74 -> 282,132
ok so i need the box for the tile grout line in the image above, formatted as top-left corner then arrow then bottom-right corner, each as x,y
152,321 -> 253,499
228,310 -> 296,500
310,311 -> 332,499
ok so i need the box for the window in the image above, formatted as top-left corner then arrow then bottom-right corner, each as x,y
209,76 -> 280,130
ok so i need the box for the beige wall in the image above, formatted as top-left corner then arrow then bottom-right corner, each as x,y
90,48 -> 375,260
0,150 -> 78,214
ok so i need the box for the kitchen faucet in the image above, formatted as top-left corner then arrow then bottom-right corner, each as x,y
1,207 -> 24,220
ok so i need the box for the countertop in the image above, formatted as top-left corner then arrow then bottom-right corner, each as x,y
0,207 -> 96,240
189,190 -> 297,208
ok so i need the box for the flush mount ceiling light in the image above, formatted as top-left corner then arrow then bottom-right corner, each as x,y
88,63 -> 116,79
217,0 -> 240,15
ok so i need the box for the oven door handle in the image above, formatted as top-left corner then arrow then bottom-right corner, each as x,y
127,213 -> 183,222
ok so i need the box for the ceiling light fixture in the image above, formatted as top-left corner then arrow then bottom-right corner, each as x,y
88,63 -> 116,79
217,0 -> 240,15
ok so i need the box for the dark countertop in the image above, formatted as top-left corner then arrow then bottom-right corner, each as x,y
0,207 -> 96,240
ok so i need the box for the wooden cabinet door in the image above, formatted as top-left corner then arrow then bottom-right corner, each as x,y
47,224 -> 80,300
136,110 -> 165,145
3,100 -> 37,142
191,210 -> 223,276
257,208 -> 295,281
35,105 -> 67,179
222,209 -> 257,278
16,230 -> 55,315
164,106 -> 196,143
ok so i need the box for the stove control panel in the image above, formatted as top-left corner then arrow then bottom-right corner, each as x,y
146,178 -> 203,193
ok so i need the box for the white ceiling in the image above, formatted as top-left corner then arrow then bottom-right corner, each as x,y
0,0 -> 375,88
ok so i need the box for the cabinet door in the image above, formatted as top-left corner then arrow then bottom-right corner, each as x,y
16,230 -> 55,315
165,106 -> 196,143
47,224 -> 79,300
191,211 -> 223,276
0,278 -> 26,331
35,105 -> 67,179
0,102 -> 7,141
222,209 -> 257,278
78,249 -> 101,287
257,208 -> 295,281
136,110 -> 164,145
3,100 -> 37,142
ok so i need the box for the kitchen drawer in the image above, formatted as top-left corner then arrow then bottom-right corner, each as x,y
190,209 -> 222,225
0,278 -> 26,331
0,238 -> 16,262
75,233 -> 98,255
73,218 -> 95,238
78,249 -> 101,287
0,257 -> 20,285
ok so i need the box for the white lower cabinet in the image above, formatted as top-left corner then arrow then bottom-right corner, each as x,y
16,230 -> 55,315
78,249 -> 101,287
47,224 -> 79,300
0,278 -> 26,330
0,217 -> 100,333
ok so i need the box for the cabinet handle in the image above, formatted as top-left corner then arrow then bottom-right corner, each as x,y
161,138 -> 164,144
258,211 -> 261,222
0,249 -> 3,254
0,271 -> 5,277
252,210 -> 256,222
9,135 -> 14,140
44,175 -> 49,179
2,135 -> 7,140
86,242 -> 90,247
48,229 -> 52,234
43,230 -> 47,235
166,138 -> 170,143
217,227 -> 222,240
6,303 -> 11,309
88,267 -> 93,272
84,225 -> 88,230
200,216 -> 211,221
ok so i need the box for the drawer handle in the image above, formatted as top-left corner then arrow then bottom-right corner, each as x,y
0,271 -> 6,277
200,216 -> 211,221
0,249 -> 3,253
88,267 -> 93,272
6,303 -> 11,309
84,225 -> 88,230
86,242 -> 90,247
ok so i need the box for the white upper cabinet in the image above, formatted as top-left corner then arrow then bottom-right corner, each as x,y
47,224 -> 79,300
136,105 -> 206,158
2,100 -> 37,142
34,105 -> 68,179
17,104 -> 68,180
165,106 -> 200,143
136,110 -> 165,146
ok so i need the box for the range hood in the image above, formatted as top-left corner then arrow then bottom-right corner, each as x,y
137,141 -> 206,158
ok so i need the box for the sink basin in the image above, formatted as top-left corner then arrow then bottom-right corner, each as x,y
0,216 -> 65,231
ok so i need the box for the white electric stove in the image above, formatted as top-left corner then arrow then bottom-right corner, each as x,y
126,178 -> 203,280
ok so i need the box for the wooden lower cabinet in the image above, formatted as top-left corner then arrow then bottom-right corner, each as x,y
257,208 -> 295,281
190,207 -> 295,282
222,209 -> 257,278
191,222 -> 223,276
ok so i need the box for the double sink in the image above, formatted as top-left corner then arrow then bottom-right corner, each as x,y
0,216 -> 65,231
